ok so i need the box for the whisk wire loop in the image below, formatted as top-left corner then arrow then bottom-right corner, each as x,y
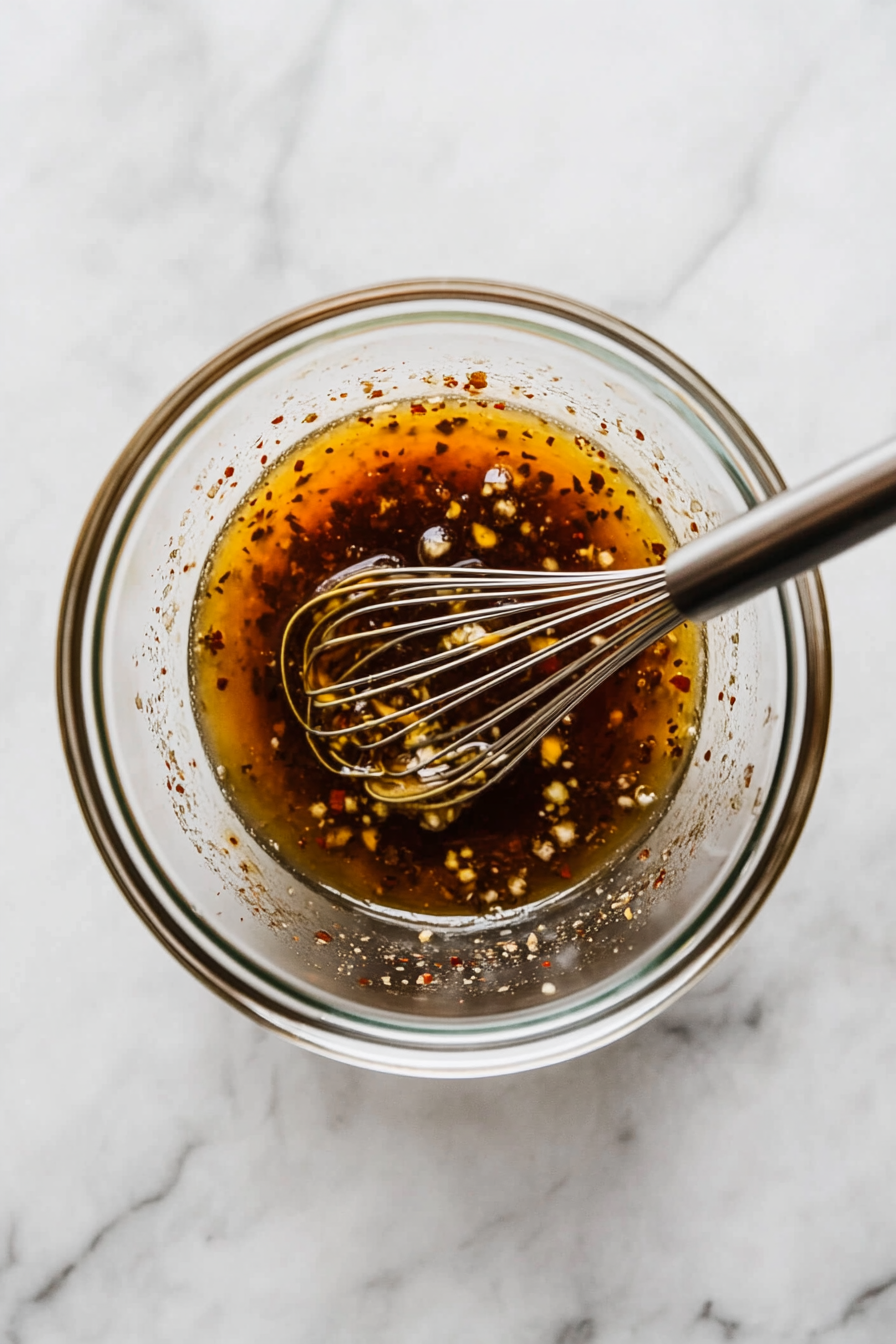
281,562 -> 676,809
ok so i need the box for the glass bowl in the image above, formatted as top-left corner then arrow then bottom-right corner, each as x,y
57,281 -> 831,1077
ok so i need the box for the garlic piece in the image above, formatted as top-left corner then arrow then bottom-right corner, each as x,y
539,734 -> 565,766
551,820 -> 577,848
470,521 -> 498,549
483,465 -> 512,493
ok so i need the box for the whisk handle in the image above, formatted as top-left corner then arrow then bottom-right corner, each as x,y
665,432 -> 896,622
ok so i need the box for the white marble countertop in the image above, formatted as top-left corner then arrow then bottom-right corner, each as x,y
3,2 -> 896,1339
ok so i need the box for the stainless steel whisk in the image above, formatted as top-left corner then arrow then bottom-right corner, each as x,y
281,434 -> 896,814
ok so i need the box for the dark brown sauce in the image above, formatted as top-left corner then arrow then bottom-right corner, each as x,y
191,397 -> 701,917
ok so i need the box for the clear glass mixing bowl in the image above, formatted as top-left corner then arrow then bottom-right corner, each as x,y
57,281 -> 831,1076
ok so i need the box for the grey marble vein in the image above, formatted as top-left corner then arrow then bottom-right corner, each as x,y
255,0 -> 348,278
840,1273 -> 896,1326
649,56 -> 821,318
6,1142 -> 198,1341
698,1300 -> 741,1340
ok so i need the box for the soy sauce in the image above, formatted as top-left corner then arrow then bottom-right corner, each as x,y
191,397 -> 701,917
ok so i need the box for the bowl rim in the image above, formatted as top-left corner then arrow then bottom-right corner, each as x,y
57,279 -> 832,1073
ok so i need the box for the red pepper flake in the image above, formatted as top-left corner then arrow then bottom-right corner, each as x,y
704,750 -> 712,762
653,869 -> 666,889
216,677 -> 228,690
175,783 -> 184,794
303,413 -> 318,423
639,848 -> 650,860
542,960 -> 551,968
410,403 -> 426,414
293,459 -> 305,472
651,541 -> 666,558
730,696 -> 736,706
314,930 -> 332,943
357,977 -> 371,987
260,455 -> 268,465
493,401 -> 505,409
224,466 -> 234,478
370,389 -> 383,398
160,667 -> 167,675
670,674 -> 691,692
718,691 -> 725,701
450,956 -> 462,967
690,521 -> 699,533
559,864 -> 571,879
329,789 -> 345,812
201,628 -> 225,654
635,429 -> 645,441
271,415 -> 284,425
421,973 -> 433,984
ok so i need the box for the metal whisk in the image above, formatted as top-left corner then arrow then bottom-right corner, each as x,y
281,434 -> 896,814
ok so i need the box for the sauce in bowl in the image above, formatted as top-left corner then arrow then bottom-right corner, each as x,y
191,396 -> 702,917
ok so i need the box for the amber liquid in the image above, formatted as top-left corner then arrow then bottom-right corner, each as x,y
191,398 -> 701,917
